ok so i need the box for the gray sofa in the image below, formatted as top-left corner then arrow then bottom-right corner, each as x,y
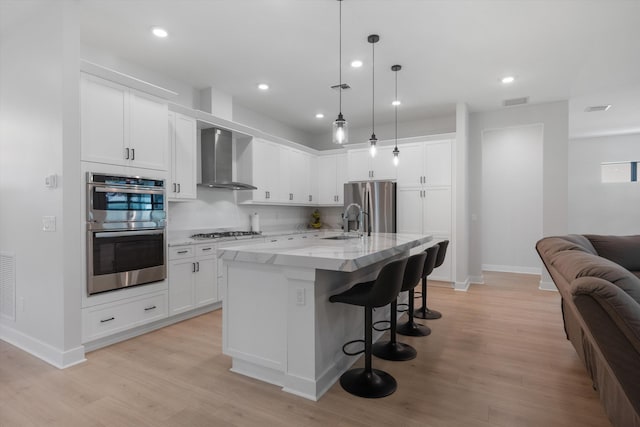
536,235 -> 640,427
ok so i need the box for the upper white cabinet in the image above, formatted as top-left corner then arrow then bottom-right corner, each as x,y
397,140 -> 451,188
347,147 -> 397,181
238,138 -> 315,205
81,73 -> 168,171
168,112 -> 197,200
317,153 -> 347,205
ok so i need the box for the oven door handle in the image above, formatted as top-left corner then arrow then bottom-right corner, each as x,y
93,186 -> 165,195
94,229 -> 164,238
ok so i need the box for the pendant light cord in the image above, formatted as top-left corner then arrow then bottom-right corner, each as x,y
372,40 -> 375,135
394,70 -> 398,148
338,0 -> 342,115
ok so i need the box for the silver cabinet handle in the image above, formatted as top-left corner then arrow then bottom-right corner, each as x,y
125,147 -> 130,160
192,262 -> 196,273
173,183 -> 177,193
196,262 -> 200,272
144,305 -> 157,311
289,193 -> 293,201
309,195 -> 312,202
177,183 -> 181,193
177,250 -> 188,254
202,247 -> 212,251
100,316 -> 115,323
131,148 -> 135,160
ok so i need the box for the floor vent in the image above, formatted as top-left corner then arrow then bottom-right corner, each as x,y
0,252 -> 16,321
503,96 -> 529,107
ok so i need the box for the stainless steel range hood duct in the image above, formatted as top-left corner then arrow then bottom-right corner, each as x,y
200,128 -> 257,190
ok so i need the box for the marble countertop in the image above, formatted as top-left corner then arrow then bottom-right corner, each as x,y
218,232 -> 433,272
167,229 -> 332,247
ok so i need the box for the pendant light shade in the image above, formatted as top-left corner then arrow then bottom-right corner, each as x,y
333,0 -> 348,144
391,64 -> 401,166
368,34 -> 379,158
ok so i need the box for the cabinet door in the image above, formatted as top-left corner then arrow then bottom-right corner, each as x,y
169,259 -> 195,315
335,153 -> 348,204
80,74 -> 127,166
317,155 -> 338,204
424,187 -> 452,235
347,149 -> 371,181
252,140 -> 280,202
396,143 -> 424,187
372,146 -> 398,180
195,256 -> 218,307
425,140 -> 452,187
397,187 -> 424,234
308,155 -> 318,204
290,150 -> 311,204
278,146 -> 292,203
129,90 -> 169,171
173,113 -> 197,199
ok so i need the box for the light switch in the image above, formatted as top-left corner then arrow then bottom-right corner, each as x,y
44,174 -> 57,189
42,216 -> 56,232
296,288 -> 305,305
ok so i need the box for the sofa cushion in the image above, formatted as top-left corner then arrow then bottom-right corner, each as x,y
586,235 -> 640,272
549,249 -> 640,304
536,235 -> 597,261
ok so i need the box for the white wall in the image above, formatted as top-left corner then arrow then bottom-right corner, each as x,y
481,124 -> 543,274
454,103 -> 470,289
569,132 -> 640,234
469,101 -> 568,286
0,0 -> 84,367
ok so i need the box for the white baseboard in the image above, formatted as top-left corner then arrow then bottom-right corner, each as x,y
538,280 -> 558,291
454,277 -> 471,291
482,264 -> 542,275
0,324 -> 86,369
469,275 -> 485,285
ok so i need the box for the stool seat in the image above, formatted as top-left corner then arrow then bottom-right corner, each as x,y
329,257 -> 407,398
372,252 -> 427,361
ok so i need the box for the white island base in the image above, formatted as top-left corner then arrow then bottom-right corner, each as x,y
220,233 -> 432,400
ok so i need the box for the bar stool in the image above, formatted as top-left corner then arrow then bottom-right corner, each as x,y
397,245 -> 439,337
372,252 -> 427,361
329,257 -> 408,398
414,240 -> 449,320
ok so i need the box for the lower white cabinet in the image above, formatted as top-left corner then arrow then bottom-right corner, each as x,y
82,291 -> 168,342
168,243 -> 218,316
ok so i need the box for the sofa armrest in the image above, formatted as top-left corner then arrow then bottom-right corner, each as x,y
572,276 -> 640,356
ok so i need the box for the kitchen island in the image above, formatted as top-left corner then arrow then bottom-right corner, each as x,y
218,231 -> 432,400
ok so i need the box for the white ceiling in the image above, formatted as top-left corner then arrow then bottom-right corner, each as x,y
68,0 -> 640,138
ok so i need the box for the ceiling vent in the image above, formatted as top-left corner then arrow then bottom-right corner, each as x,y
331,83 -> 351,90
585,105 -> 612,112
503,97 -> 529,107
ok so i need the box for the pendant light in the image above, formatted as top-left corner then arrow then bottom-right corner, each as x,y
391,64 -> 401,166
367,34 -> 379,157
332,0 -> 348,144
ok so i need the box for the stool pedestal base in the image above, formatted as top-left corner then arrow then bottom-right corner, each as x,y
413,307 -> 442,320
372,341 -> 417,361
339,368 -> 397,398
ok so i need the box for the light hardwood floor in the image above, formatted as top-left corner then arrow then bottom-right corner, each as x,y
0,272 -> 611,427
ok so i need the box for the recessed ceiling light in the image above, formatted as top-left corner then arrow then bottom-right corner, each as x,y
351,60 -> 363,68
257,83 -> 269,91
315,113 -> 324,119
585,104 -> 612,112
501,76 -> 515,84
392,100 -> 401,106
151,27 -> 168,38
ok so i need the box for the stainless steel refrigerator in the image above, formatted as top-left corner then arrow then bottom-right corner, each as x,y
343,181 -> 396,233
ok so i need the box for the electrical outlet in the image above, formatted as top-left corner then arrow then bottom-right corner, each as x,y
296,288 -> 305,306
42,216 -> 56,232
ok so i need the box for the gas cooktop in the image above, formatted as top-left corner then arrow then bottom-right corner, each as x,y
190,231 -> 261,240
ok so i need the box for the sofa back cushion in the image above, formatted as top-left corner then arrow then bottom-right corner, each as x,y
585,235 -> 640,272
549,249 -> 640,304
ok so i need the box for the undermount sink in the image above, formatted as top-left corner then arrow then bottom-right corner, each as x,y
322,235 -> 361,240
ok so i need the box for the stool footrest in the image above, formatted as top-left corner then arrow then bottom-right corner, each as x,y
372,319 -> 391,332
396,303 -> 409,313
342,339 -> 365,356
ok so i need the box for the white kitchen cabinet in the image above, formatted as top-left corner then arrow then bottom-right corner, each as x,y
396,139 -> 453,282
168,112 -> 197,200
317,153 -> 347,205
290,150 -> 313,204
347,147 -> 397,181
168,243 -> 218,316
81,290 -> 168,343
240,138 -> 280,203
80,73 -> 168,171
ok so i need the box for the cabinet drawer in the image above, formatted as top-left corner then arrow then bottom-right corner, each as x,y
82,291 -> 168,342
195,243 -> 216,257
169,246 -> 194,260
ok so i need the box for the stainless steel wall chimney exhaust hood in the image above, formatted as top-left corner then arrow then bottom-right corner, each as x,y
200,128 -> 257,190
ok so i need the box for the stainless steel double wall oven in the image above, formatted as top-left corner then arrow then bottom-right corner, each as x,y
86,173 -> 167,295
